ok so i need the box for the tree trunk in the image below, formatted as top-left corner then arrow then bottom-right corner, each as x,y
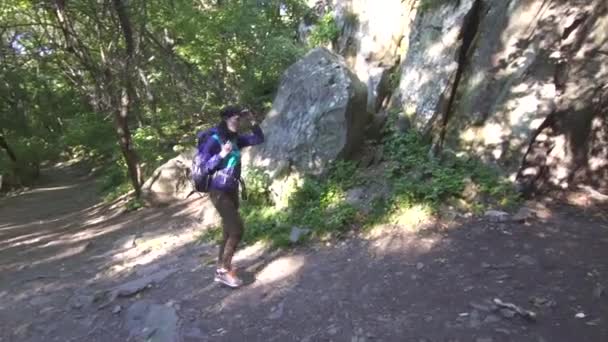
114,90 -> 142,197
113,0 -> 144,195
0,135 -> 17,162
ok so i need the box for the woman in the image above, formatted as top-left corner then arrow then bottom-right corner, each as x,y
200,106 -> 264,288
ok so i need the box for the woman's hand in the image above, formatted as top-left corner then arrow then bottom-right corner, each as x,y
219,141 -> 232,158
241,109 -> 257,125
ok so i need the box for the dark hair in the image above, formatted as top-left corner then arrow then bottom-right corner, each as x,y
217,105 -> 241,141
217,120 -> 237,142
219,105 -> 242,120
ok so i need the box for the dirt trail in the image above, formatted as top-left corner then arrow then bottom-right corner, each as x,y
1,166 -> 607,342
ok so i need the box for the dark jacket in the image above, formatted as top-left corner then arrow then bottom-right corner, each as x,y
199,125 -> 264,192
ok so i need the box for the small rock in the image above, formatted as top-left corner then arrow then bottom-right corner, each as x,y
469,302 -> 492,312
13,323 -> 31,337
484,210 -> 510,222
115,234 -> 137,249
469,310 -> 481,328
113,305 -> 122,314
111,268 -> 177,299
476,338 -> 493,342
499,308 -> 516,318
593,283 -> 604,298
517,255 -> 537,266
530,296 -> 556,308
483,315 -> 501,324
494,328 -> 512,335
512,207 -> 533,222
327,324 -> 339,335
184,327 -> 207,340
575,312 -> 586,319
416,262 -> 425,270
69,294 -> 95,310
289,227 -> 310,243
268,301 -> 284,320
29,296 -> 53,307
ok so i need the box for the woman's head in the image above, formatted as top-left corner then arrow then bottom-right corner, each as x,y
219,106 -> 243,133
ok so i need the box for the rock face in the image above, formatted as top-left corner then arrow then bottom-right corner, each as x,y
394,0 -> 476,134
242,47 -> 369,206
515,0 -> 608,193
333,0 -> 414,113
300,0 -> 607,194
301,0 -> 414,114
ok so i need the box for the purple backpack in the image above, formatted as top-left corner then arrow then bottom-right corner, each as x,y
190,127 -> 218,193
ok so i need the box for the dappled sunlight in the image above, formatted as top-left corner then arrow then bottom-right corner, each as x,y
254,254 -> 306,285
26,241 -> 92,267
98,224 -> 202,279
24,184 -> 79,194
233,240 -> 272,265
214,254 -> 308,313
389,203 -> 434,228
366,225 -> 441,259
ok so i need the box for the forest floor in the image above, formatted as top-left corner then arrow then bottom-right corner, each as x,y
1,165 -> 607,342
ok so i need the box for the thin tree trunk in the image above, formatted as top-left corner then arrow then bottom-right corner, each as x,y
0,135 -> 17,162
113,0 -> 143,194
115,90 -> 142,196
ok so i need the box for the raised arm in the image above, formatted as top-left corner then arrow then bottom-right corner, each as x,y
237,110 -> 264,148
237,124 -> 264,148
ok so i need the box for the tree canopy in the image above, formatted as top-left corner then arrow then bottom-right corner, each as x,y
1,0 -> 315,196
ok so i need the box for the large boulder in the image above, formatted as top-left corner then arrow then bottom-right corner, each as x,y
242,47 -> 369,206
141,149 -> 196,206
141,149 -> 220,225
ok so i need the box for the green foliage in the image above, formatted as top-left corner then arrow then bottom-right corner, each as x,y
62,113 -> 116,161
242,167 -> 272,206
0,136 -> 54,187
388,68 -> 401,92
1,0 -> 309,196
309,13 -> 340,47
376,112 -> 520,221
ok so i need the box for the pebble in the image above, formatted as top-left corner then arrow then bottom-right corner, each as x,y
499,308 -> 516,318
483,315 -> 501,324
476,338 -> 493,342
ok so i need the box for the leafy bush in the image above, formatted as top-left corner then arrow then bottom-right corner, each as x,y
309,13 -> 340,47
377,112 -> 520,219
0,135 -> 61,189
62,113 -> 116,161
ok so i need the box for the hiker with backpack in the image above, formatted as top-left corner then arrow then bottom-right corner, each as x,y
192,106 -> 264,288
